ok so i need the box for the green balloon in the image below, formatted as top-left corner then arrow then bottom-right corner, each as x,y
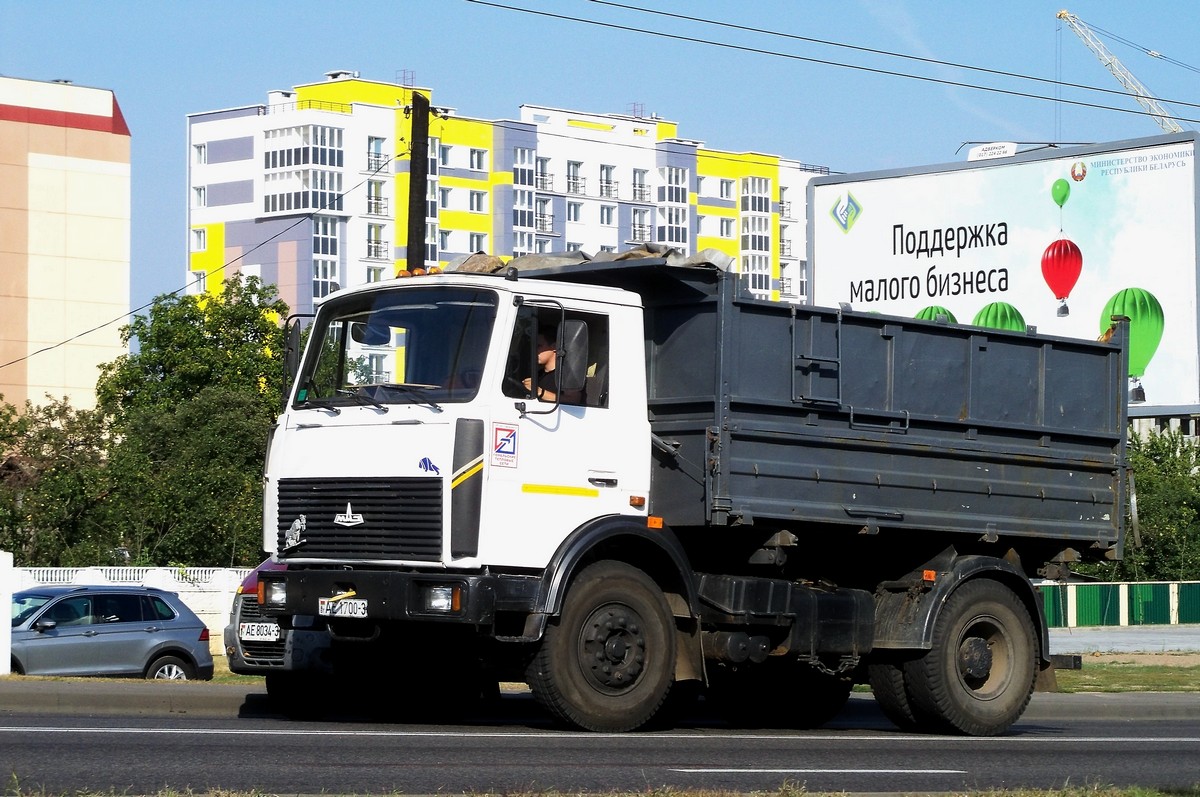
1052,178 -> 1071,208
914,305 -> 958,323
1101,287 -> 1165,378
973,302 -> 1026,332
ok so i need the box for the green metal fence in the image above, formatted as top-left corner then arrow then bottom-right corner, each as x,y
1037,581 -> 1200,627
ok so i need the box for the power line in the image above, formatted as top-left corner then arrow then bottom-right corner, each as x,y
467,0 -> 1200,127
591,0 -> 1200,112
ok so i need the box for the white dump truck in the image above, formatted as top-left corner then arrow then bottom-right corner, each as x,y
254,252 -> 1128,734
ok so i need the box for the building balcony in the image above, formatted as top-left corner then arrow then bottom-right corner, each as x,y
366,197 -> 388,216
631,184 -> 651,202
366,240 -> 390,259
536,173 -> 555,191
629,223 -> 651,243
566,176 -> 586,195
366,152 -> 390,172
536,213 -> 555,233
780,240 -> 794,257
599,180 -> 619,199
779,200 -> 793,218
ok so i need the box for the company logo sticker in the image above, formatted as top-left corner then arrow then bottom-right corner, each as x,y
831,192 -> 863,233
491,423 -> 518,468
418,457 -> 440,475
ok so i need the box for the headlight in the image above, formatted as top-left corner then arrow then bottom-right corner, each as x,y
421,585 -> 461,613
258,579 -> 287,607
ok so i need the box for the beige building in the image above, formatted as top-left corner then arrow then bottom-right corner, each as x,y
0,75 -> 130,409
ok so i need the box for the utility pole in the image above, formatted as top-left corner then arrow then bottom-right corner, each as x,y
406,91 -> 431,270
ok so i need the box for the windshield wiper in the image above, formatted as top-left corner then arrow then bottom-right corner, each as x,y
337,389 -> 389,412
295,397 -> 341,415
380,383 -> 443,412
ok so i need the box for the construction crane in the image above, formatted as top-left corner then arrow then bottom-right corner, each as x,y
1057,9 -> 1184,134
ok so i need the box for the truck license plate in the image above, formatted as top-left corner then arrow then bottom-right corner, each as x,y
239,622 -> 281,642
318,597 -> 368,618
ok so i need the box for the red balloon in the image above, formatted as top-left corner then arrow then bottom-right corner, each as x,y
1041,238 -> 1083,300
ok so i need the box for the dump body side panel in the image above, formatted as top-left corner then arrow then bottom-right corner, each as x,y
639,266 -> 1126,552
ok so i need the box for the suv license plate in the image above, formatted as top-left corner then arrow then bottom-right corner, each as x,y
239,622 -> 281,642
318,597 -> 368,618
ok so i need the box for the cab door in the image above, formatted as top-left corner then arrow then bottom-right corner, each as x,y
479,302 -> 650,568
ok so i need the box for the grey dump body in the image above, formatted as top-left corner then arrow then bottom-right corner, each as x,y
526,257 -> 1128,559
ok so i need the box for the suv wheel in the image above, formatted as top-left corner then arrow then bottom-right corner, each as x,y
147,655 -> 196,680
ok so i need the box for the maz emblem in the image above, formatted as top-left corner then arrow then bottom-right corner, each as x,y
334,503 -> 365,527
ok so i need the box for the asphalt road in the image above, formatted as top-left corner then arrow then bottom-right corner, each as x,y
0,686 -> 1197,794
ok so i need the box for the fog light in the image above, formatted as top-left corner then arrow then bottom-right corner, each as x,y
422,585 -> 461,613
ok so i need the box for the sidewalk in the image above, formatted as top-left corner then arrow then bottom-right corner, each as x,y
1048,622 -> 1200,653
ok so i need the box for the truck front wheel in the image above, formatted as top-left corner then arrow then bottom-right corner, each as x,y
527,560 -> 676,732
903,579 -> 1038,736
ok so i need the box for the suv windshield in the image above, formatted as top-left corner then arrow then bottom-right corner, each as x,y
11,593 -> 52,627
294,287 -> 498,409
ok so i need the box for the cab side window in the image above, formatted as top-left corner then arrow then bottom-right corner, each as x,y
43,597 -> 92,626
502,308 -> 608,408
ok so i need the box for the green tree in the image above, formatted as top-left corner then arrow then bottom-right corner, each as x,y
0,395 -> 118,566
95,276 -> 290,567
1079,428 -> 1200,582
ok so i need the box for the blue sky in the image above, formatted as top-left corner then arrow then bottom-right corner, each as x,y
5,0 -> 1199,316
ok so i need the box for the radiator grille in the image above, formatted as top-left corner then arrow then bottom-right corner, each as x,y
276,477 -> 443,561
234,594 -> 286,666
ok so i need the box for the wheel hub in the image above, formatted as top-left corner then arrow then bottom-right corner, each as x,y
958,636 -> 993,682
582,606 -> 646,690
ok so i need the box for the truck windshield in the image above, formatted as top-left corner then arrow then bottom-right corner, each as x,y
293,287 -> 498,409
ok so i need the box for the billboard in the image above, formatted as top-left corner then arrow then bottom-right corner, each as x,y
808,133 -> 1200,415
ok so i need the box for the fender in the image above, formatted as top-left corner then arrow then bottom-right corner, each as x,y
534,514 -> 699,617
872,553 -> 1050,662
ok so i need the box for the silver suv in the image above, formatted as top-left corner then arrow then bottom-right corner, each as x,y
10,585 -> 215,680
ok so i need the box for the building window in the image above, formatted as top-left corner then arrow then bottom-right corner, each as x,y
599,164 -> 618,198
536,238 -> 551,254
192,186 -> 206,207
367,223 -> 388,259
439,145 -> 452,167
313,258 -> 338,299
720,217 -> 734,238
191,228 -> 207,252
439,187 -> 451,209
367,180 -> 387,215
632,169 -> 650,202
469,232 -> 487,252
190,269 -> 207,293
193,144 -> 207,164
631,208 -> 650,242
567,161 -> 584,195
514,147 -> 534,187
312,215 -> 338,256
599,245 -> 616,253
469,148 -> 487,171
567,202 -> 582,223
367,136 -> 387,171
719,179 -> 734,200
366,265 -> 385,283
600,205 -> 615,226
513,230 -> 534,255
566,241 -> 583,252
469,191 -> 486,213
536,157 -> 553,190
439,229 -> 452,252
513,188 -> 534,229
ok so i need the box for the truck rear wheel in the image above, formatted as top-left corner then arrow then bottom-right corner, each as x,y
902,579 -> 1037,736
527,560 -> 676,732
867,655 -> 922,731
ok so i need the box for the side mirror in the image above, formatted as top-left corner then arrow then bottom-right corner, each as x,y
558,320 -> 589,392
33,619 -> 58,633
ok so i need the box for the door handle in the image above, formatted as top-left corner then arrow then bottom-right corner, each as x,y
588,474 -> 618,487
82,630 -> 98,637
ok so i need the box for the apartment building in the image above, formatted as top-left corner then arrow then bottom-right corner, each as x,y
186,71 -> 826,314
0,75 -> 131,409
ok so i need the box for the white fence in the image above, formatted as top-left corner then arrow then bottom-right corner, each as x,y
6,565 -> 253,659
